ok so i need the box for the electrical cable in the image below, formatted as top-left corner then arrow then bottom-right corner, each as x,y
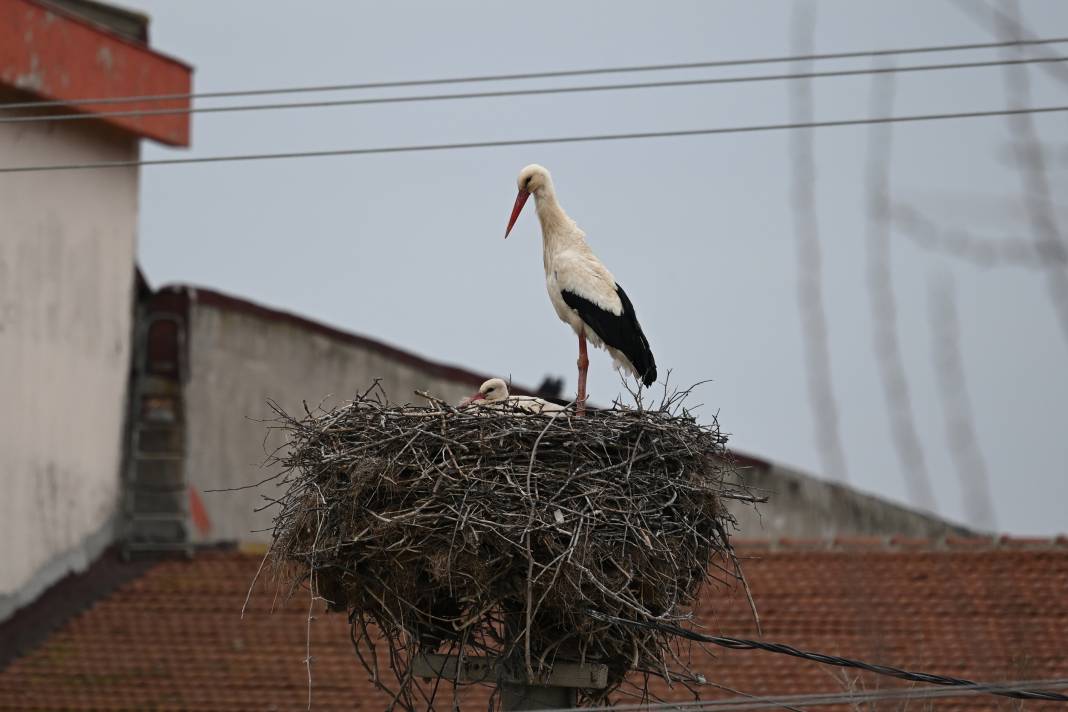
588,611 -> 1068,702
529,678 -> 1068,712
2,36 -> 1066,111
2,104 -> 1067,174
2,56 -> 1065,125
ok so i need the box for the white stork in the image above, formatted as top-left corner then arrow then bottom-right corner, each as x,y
459,378 -> 564,414
504,164 -> 656,413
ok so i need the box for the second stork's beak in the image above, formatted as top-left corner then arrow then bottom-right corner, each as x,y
505,189 -> 530,238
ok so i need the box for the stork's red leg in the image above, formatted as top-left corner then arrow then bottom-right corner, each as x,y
576,330 -> 589,416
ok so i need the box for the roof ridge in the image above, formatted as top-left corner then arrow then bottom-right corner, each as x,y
157,284 -> 512,392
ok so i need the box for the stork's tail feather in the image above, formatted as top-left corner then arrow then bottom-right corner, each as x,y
613,284 -> 656,388
559,283 -> 658,389
631,350 -> 657,388
612,344 -> 657,387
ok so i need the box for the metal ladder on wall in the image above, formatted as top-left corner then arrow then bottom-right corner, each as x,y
122,312 -> 193,559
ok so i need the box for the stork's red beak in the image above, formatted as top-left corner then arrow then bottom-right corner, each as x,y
465,392 -> 486,404
505,189 -> 530,238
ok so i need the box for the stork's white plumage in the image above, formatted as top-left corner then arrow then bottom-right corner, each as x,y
505,164 -> 656,413
459,378 -> 565,414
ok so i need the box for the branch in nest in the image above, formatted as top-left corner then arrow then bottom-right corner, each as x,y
260,380 -> 757,711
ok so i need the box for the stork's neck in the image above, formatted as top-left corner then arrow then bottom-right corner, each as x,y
533,190 -> 583,261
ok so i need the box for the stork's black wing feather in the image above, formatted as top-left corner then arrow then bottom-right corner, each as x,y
561,284 -> 657,387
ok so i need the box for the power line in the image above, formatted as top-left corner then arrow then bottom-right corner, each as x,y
587,611 -> 1068,703
697,680 -> 805,712
529,679 -> 1068,712
3,36 -> 1067,111
3,56 -> 1066,126
2,104 -> 1066,175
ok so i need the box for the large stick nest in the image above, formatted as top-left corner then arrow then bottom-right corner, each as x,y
265,383 -> 756,710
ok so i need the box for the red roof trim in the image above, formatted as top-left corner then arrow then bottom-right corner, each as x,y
30,0 -> 192,71
0,0 -> 193,146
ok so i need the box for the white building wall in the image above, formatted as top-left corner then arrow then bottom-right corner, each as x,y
0,118 -> 139,620
183,299 -> 485,544
726,462 -> 969,540
180,295 -> 970,546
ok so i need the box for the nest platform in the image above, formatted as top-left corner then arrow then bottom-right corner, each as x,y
265,385 -> 755,709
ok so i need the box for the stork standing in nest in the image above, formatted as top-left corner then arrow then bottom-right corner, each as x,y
505,164 -> 657,414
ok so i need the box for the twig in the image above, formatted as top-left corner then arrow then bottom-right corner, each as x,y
258,377 -> 752,711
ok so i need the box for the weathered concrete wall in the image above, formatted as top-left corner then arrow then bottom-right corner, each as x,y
0,116 -> 140,621
178,291 -> 970,546
182,295 -> 489,544
726,461 -> 971,540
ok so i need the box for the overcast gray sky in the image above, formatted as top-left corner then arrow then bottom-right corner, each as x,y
123,1 -> 1067,535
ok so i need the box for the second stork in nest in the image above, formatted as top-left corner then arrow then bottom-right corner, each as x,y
505,164 -> 657,414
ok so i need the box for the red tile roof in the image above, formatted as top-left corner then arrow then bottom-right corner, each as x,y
2,538 -> 1066,711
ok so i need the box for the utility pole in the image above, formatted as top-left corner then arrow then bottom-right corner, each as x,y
412,654 -> 608,711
